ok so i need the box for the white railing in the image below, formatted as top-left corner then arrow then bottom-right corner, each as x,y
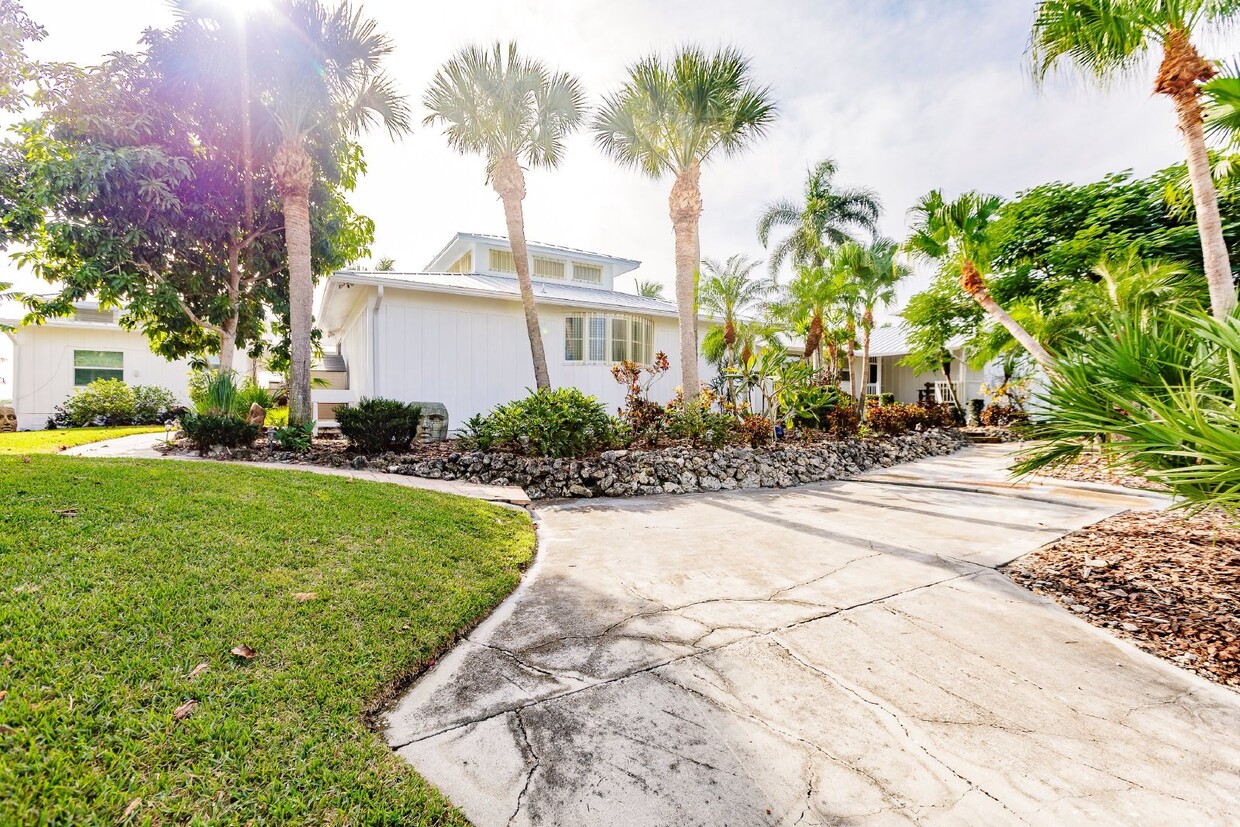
934,381 -> 964,404
865,383 -> 879,396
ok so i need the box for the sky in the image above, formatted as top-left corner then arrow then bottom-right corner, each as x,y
1,0 -> 1232,388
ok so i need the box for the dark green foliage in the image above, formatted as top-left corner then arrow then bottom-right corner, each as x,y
780,382 -> 842,429
179,412 -> 259,452
880,392 -> 896,406
665,393 -> 734,449
865,402 -> 930,436
272,422 -> 314,452
970,398 -> 985,423
336,398 -> 422,455
462,388 -> 613,458
56,379 -> 179,427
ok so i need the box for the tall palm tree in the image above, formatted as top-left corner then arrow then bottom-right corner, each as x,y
905,190 -> 1056,371
769,261 -> 852,374
757,158 -> 881,279
633,279 -> 667,300
697,254 -> 775,366
251,1 -> 410,425
834,239 -> 910,413
425,43 -> 585,390
594,47 -> 777,395
1031,0 -> 1238,319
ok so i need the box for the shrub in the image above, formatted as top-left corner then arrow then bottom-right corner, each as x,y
780,382 -> 841,429
463,388 -> 613,458
273,422 -> 315,452
880,392 -> 896,407
980,405 -> 1029,427
738,413 -> 773,447
612,353 -> 670,447
180,413 -> 259,452
865,402 -> 929,436
265,406 -> 289,427
666,390 -> 734,449
920,401 -> 959,429
336,398 -> 422,454
823,404 -> 860,438
58,379 -> 179,427
970,398 -> 985,424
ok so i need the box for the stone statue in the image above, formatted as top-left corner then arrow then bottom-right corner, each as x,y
0,405 -> 16,433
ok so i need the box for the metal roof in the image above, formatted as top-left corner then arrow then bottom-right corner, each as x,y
425,232 -> 641,271
867,326 -> 912,357
327,270 -> 683,316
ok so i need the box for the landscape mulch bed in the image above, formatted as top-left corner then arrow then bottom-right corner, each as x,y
1004,509 -> 1239,689
1031,450 -> 1166,492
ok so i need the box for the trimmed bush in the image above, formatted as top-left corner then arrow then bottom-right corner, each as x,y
337,398 -> 422,454
865,402 -> 930,436
462,388 -> 612,458
180,413 -> 259,452
57,380 -> 178,427
980,405 -> 1029,427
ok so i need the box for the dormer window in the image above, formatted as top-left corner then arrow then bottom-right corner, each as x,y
533,256 -> 565,279
488,248 -> 516,273
445,252 -> 472,273
573,263 -> 603,284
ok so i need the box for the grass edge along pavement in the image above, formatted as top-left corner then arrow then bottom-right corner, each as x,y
0,455 -> 536,825
0,425 -> 164,455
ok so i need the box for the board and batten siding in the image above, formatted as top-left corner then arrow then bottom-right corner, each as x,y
9,324 -> 194,430
333,286 -> 711,429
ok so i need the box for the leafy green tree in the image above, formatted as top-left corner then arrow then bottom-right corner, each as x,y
834,239 -> 909,413
697,254 -> 774,366
634,279 -> 667,300
906,189 -> 1055,370
594,47 -> 777,395
756,158 -> 880,278
0,0 -> 43,113
5,19 -> 371,372
424,42 -> 585,391
1031,0 -> 1239,318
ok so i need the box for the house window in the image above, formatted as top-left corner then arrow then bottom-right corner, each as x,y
74,350 -> 123,385
573,263 -> 603,284
445,252 -> 472,273
533,256 -> 565,279
564,314 -> 654,364
489,248 -> 516,273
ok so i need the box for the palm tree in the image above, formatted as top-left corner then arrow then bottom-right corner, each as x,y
252,1 -> 410,425
697,254 -> 775,366
375,256 -> 396,271
634,279 -> 667,300
1031,0 -> 1238,319
757,158 -> 881,278
425,43 -> 585,390
905,190 -> 1056,371
833,239 -> 910,413
594,47 -> 777,395
769,261 -> 852,374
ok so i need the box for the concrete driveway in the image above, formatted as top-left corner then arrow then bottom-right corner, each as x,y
385,446 -> 1240,826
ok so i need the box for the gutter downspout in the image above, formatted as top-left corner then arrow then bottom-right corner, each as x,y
371,284 -> 384,399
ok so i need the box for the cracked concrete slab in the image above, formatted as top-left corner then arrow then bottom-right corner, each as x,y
383,446 -> 1239,826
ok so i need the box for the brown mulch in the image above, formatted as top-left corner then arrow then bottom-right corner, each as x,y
1031,450 -> 1166,492
1004,510 -> 1240,689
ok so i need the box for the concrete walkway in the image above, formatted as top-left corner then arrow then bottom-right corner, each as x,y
61,432 -> 529,505
384,446 -> 1240,826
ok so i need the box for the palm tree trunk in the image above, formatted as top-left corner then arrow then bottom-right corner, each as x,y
493,154 -> 551,390
1159,31 -> 1235,319
960,261 -> 1056,372
670,162 -> 703,395
273,138 -> 315,426
857,332 -> 871,418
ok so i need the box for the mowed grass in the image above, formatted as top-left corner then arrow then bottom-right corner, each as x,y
0,456 -> 536,825
0,426 -> 164,455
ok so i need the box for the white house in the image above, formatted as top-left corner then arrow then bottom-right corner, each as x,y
853,327 -> 1000,406
314,233 -> 714,428
2,303 -> 199,430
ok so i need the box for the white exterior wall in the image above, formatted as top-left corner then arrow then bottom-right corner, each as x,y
331,285 -> 712,429
877,354 -> 995,405
9,324 -> 195,430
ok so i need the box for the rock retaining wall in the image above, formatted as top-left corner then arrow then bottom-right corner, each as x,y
379,429 -> 969,500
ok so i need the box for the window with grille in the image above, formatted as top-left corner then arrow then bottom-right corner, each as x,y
572,263 -> 603,284
564,314 -> 655,364
488,248 -> 516,273
74,350 -> 123,385
533,256 -> 565,279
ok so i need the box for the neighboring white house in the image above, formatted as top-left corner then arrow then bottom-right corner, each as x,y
314,233 -> 714,428
2,303 -> 199,430
851,327 -> 1001,406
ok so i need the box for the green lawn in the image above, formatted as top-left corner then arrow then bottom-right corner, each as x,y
0,425 -> 165,455
0,456 -> 536,825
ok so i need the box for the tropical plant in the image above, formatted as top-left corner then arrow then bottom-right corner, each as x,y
375,256 -> 396,271
179,413 -> 260,452
462,387 -> 613,457
634,279 -> 667,300
1030,0 -> 1239,318
906,190 -> 1055,371
832,239 -> 910,414
698,254 -> 775,367
424,42 -> 585,390
768,260 -> 853,374
249,0 -> 411,425
756,157 -> 881,278
272,421 -> 315,451
56,380 -> 179,427
594,46 -> 777,395
336,397 -> 422,454
612,352 -> 671,447
665,390 -> 735,448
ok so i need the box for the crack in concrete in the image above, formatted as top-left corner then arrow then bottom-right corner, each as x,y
507,710 -> 540,827
769,636 -> 1032,825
